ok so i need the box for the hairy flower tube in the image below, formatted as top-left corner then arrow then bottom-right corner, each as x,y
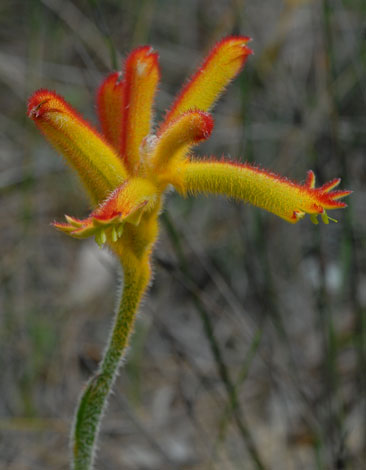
27,37 -> 350,470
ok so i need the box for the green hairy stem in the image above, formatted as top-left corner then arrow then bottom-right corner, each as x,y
71,259 -> 149,470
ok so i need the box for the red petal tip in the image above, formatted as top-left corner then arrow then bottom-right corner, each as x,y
218,35 -> 252,44
27,89 -> 54,118
124,45 -> 160,76
193,111 -> 214,141
27,89 -> 72,120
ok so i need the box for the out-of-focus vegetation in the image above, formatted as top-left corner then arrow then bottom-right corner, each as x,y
0,0 -> 365,468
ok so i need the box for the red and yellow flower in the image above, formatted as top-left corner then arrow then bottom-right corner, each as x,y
27,37 -> 352,470
28,37 -> 350,261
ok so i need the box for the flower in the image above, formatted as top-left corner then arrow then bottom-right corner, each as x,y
27,37 -> 350,258
27,37 -> 352,470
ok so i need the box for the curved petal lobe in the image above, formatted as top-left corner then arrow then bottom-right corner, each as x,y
121,46 -> 160,174
161,36 -> 252,132
53,177 -> 159,244
97,72 -> 125,153
28,90 -> 128,203
175,159 -> 351,224
150,111 -> 213,184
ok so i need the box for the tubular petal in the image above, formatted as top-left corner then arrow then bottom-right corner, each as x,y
121,46 -> 160,173
28,90 -> 128,203
175,159 -> 351,223
97,72 -> 125,152
53,177 -> 159,241
160,36 -> 252,132
150,111 -> 213,177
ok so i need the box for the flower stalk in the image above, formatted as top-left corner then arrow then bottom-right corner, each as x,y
73,253 -> 151,470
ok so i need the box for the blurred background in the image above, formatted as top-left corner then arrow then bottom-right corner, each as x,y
0,0 -> 365,469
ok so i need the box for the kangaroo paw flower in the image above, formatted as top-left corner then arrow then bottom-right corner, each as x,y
29,36 -> 351,255
28,36 -> 352,470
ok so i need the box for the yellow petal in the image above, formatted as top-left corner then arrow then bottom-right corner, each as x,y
161,36 -> 252,131
97,72 -> 125,153
150,111 -> 213,184
121,46 -> 160,174
53,177 -> 159,241
28,90 -> 128,203
175,159 -> 351,223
